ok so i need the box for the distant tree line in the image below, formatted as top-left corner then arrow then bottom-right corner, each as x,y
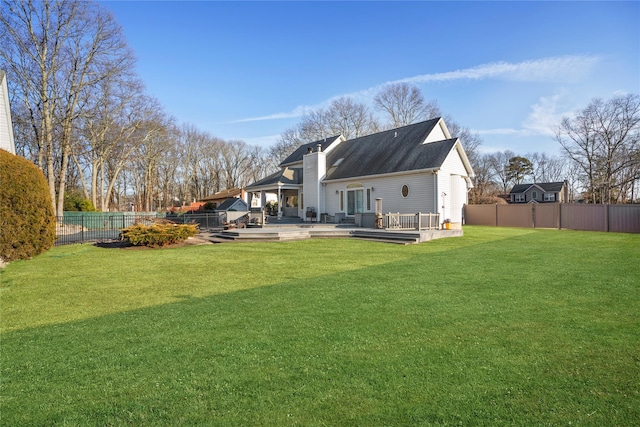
470,94 -> 640,204
1,0 -> 273,213
3,1 -> 637,215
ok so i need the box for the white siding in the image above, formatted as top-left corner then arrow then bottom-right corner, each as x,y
324,172 -> 436,216
424,120 -> 450,144
0,73 -> 16,155
438,144 -> 471,223
302,151 -> 326,219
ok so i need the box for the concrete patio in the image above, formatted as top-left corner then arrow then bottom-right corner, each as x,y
203,223 -> 463,245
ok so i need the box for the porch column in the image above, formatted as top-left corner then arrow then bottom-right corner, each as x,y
260,191 -> 266,207
277,186 -> 282,218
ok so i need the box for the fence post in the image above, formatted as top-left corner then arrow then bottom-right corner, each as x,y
605,204 -> 609,232
417,212 -> 421,230
557,203 -> 561,230
81,215 -> 85,243
495,204 -> 498,227
532,204 -> 536,229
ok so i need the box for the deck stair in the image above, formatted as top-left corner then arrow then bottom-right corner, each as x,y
203,226 -> 460,244
350,230 -> 421,245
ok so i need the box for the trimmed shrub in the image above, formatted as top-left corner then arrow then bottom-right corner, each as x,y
64,190 -> 96,211
120,222 -> 199,247
0,150 -> 56,261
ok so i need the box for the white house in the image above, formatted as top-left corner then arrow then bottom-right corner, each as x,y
246,118 -> 475,226
0,70 -> 16,155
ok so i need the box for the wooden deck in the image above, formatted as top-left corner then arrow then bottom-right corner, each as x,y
203,225 -> 462,245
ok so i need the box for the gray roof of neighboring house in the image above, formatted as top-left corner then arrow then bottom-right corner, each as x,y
215,197 -> 248,211
510,182 -> 565,194
279,135 -> 342,167
324,118 -> 455,181
245,167 -> 302,189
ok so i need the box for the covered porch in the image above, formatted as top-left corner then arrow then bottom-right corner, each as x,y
245,167 -> 303,219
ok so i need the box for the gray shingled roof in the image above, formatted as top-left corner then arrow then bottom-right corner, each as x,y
279,135 -> 342,167
324,118 -> 454,181
246,167 -> 302,189
510,182 -> 565,194
215,197 -> 248,211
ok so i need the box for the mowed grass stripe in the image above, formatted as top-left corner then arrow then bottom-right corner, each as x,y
1,227 -> 638,425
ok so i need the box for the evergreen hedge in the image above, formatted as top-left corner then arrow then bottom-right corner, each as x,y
120,222 -> 199,247
0,150 -> 56,261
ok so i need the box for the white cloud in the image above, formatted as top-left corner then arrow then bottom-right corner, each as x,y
234,55 -> 601,123
475,92 -> 573,138
521,94 -> 567,136
401,55 -> 599,85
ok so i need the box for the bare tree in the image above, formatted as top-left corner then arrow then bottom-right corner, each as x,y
468,153 -> 500,204
556,94 -> 640,203
488,150 -> 515,194
374,82 -> 440,128
527,152 -> 566,182
297,97 -> 379,141
444,117 -> 482,168
220,139 -> 253,190
269,127 -> 302,169
1,0 -> 135,214
74,76 -> 146,210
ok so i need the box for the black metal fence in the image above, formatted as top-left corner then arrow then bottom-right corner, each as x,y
55,212 -> 225,245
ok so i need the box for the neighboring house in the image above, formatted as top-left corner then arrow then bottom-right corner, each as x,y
0,70 -> 16,155
215,197 -> 248,212
246,118 -> 475,225
215,197 -> 249,223
200,188 -> 247,208
509,181 -> 568,203
171,201 -> 206,213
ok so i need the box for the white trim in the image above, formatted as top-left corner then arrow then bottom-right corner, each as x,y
323,167 -> 439,184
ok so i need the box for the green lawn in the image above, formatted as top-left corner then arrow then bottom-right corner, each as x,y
1,227 -> 638,426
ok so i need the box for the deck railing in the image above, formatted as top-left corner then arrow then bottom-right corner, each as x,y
384,212 -> 440,230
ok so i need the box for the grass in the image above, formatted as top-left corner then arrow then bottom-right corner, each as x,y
1,226 -> 638,426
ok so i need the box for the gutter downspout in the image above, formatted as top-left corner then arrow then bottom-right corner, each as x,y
433,171 -> 439,214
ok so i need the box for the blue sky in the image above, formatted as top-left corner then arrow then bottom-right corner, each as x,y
102,1 -> 639,156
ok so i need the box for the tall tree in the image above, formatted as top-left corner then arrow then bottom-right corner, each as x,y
468,153 -> 500,204
505,156 -> 533,185
527,152 -> 566,183
488,150 -> 515,194
1,0 -> 135,215
374,82 -> 440,128
556,94 -> 640,203
299,97 -> 379,141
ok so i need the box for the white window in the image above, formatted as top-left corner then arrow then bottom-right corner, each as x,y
515,194 -> 525,202
532,191 -> 538,200
544,193 -> 555,202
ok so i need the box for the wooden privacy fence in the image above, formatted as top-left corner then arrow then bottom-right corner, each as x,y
464,203 -> 640,233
